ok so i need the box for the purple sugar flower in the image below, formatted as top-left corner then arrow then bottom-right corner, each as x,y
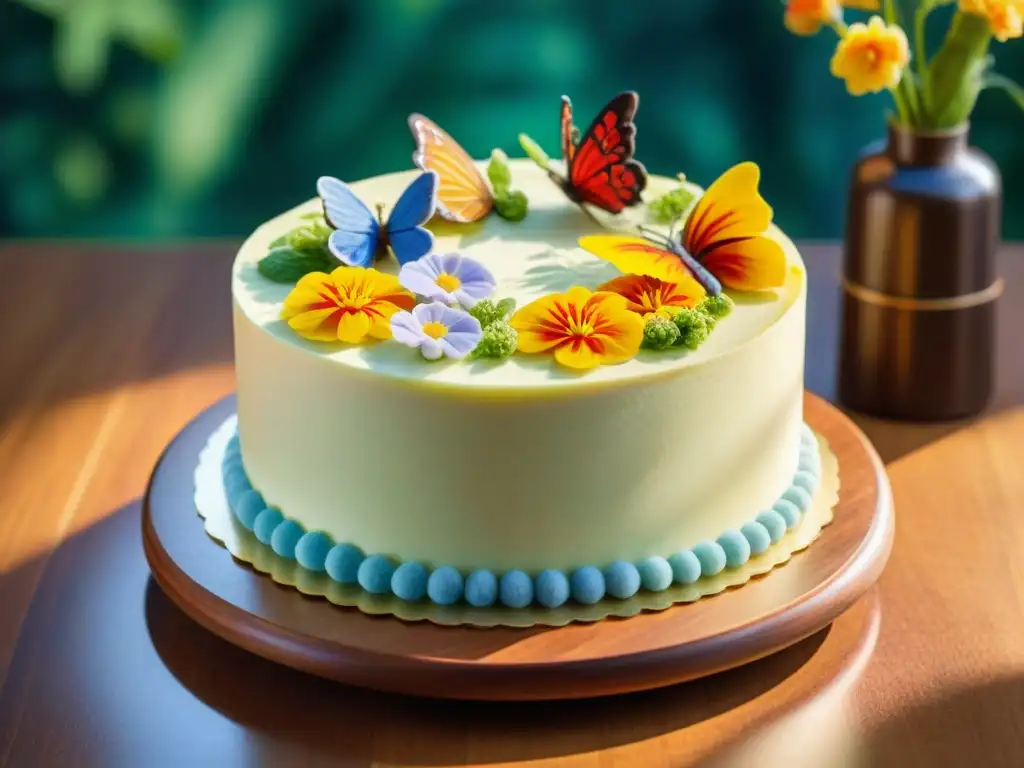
398,252 -> 496,308
390,302 -> 483,361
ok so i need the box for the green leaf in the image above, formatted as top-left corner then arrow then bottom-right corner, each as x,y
647,178 -> 696,224
257,247 -> 334,283
287,220 -> 332,253
493,189 -> 528,221
487,148 -> 513,192
983,72 -> 1024,113
517,133 -> 550,171
269,233 -> 289,249
926,11 -> 992,129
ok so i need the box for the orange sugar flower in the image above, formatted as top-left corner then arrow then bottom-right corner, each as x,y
280,266 -> 415,343
596,274 -> 704,319
509,286 -> 644,371
960,0 -> 1023,41
830,15 -> 910,96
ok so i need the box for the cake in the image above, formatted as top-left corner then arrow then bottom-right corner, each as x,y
211,94 -> 826,619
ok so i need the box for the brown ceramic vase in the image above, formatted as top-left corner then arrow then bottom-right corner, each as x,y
838,122 -> 1002,422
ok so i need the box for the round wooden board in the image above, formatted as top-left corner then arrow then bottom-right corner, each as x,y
143,392 -> 893,701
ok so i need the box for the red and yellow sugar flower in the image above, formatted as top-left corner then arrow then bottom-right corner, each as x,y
961,0 -> 1023,42
280,266 -> 415,343
579,162 -> 786,296
595,274 -> 703,319
509,287 -> 644,371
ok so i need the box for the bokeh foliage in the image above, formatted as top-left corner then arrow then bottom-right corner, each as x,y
1,0 -> 1021,239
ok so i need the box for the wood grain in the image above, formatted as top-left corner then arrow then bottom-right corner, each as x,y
141,392 -> 892,700
1,242 -> 1023,765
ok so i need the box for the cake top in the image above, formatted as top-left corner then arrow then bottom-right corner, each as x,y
232,93 -> 805,394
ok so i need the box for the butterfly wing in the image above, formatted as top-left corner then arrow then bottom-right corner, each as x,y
578,234 -> 698,285
317,176 -> 377,233
408,113 -> 493,223
317,176 -> 379,266
385,170 -> 439,264
682,162 -> 787,291
565,91 -> 647,213
560,95 -> 575,166
328,229 -> 378,268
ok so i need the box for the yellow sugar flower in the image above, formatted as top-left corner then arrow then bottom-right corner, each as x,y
510,287 -> 644,371
830,16 -> 910,96
960,0 -> 1023,41
280,266 -> 415,343
842,0 -> 880,8
785,0 -> 842,36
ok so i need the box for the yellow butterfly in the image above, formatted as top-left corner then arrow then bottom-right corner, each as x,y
579,162 -> 787,294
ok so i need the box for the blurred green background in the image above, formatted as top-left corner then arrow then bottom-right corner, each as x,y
2,0 -> 1021,240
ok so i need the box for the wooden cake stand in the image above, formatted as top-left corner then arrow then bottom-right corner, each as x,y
142,392 -> 893,701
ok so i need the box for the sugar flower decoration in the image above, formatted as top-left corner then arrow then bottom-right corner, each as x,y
830,16 -> 910,96
280,267 -> 415,343
596,274 -> 703,319
960,0 -> 1023,42
398,252 -> 496,308
390,302 -> 483,360
510,287 -> 644,371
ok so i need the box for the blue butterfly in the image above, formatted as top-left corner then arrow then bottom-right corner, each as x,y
316,170 -> 439,267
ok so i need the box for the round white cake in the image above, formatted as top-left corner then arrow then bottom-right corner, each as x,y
229,160 -> 808,583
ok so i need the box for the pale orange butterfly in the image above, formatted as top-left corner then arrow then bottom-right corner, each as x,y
408,113 -> 494,223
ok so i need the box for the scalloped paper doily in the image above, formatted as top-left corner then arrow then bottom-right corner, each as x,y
194,415 -> 839,628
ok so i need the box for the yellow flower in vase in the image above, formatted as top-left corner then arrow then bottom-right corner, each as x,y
280,266 -> 416,343
830,16 -> 910,95
960,0 -> 1023,42
784,0 -> 842,36
510,287 -> 644,370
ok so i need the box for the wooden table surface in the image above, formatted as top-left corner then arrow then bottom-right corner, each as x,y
0,242 -> 1022,767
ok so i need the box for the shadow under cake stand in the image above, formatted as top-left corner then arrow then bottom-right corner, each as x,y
142,392 -> 893,701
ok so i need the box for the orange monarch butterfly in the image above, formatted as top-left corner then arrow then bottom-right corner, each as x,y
579,162 -> 787,295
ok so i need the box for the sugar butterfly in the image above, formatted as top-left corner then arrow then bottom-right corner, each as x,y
579,162 -> 786,295
317,170 -> 439,267
519,91 -> 647,215
408,113 -> 493,223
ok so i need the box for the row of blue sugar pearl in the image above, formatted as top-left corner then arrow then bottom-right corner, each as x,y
220,426 -> 822,609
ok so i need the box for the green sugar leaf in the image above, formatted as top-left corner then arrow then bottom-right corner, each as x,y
647,175 -> 697,224
518,133 -> 550,171
696,293 -> 734,328
671,307 -> 710,350
494,189 -> 528,222
257,247 -> 334,283
469,297 -> 517,328
641,314 -> 680,350
287,218 -> 332,254
487,148 -> 513,192
469,321 -> 518,359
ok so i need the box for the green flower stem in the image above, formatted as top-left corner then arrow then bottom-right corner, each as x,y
915,4 -> 931,112
926,11 -> 992,129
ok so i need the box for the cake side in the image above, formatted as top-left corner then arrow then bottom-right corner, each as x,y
231,162 -> 807,572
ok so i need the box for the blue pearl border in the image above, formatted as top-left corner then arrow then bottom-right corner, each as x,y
220,424 -> 823,609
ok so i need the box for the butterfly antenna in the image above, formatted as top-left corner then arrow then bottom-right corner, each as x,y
637,225 -> 671,247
